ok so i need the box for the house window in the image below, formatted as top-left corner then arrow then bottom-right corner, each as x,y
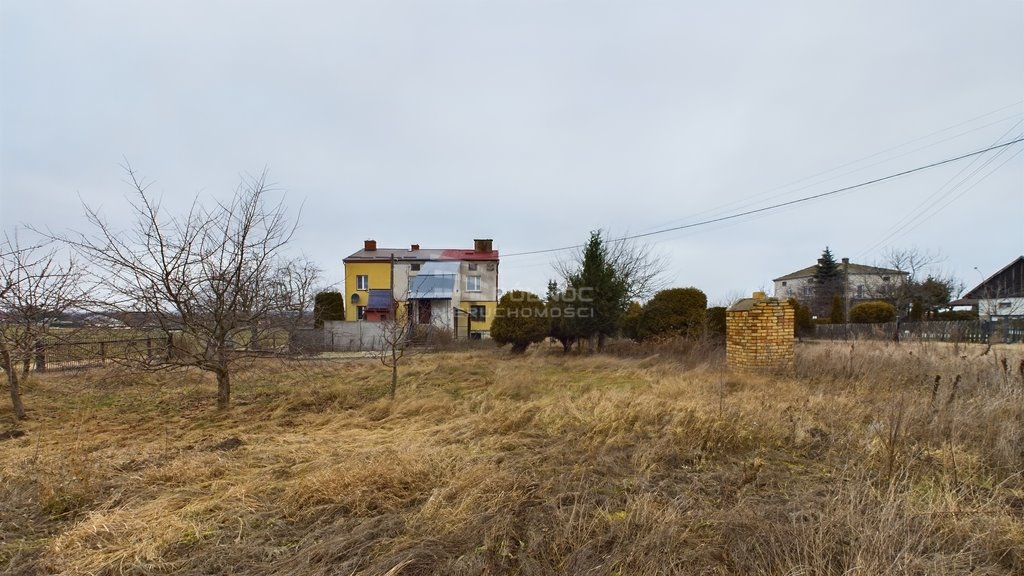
998,301 -> 1011,310
357,275 -> 368,290
468,262 -> 478,271
470,305 -> 486,322
882,276 -> 891,282
857,285 -> 865,298
411,263 -> 420,272
356,306 -> 366,320
781,281 -> 787,287
466,276 -> 481,292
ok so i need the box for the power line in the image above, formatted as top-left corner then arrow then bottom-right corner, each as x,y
856,124 -> 1024,258
640,107 -> 1024,234
502,136 -> 1024,258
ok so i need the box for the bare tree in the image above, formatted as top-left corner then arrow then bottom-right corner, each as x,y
376,298 -> 414,400
554,232 -> 668,302
874,248 -> 959,341
1,231 -> 85,420
62,165 -> 318,409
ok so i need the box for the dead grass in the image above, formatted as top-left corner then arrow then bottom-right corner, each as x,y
1,342 -> 1022,575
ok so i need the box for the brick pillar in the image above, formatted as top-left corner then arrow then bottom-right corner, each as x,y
726,291 -> 795,374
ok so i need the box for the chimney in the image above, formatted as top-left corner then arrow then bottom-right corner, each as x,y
364,239 -> 377,251
841,257 -> 849,265
474,238 -> 493,253
753,291 -> 766,300
410,244 -> 420,251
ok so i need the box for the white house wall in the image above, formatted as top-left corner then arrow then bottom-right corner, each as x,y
978,296 -> 1024,320
774,277 -> 816,301
774,273 -> 905,302
392,262 -> 413,298
431,302 -> 453,328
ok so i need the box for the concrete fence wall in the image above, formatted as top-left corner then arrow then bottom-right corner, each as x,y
290,321 -> 388,353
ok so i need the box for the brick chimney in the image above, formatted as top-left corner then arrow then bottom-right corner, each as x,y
410,244 -> 420,251
473,238 -> 493,253
364,239 -> 377,251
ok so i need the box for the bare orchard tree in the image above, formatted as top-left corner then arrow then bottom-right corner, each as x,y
63,165 -> 318,409
255,256 -> 322,349
873,248 -> 959,341
1,231 -> 85,420
376,298 -> 414,400
606,235 -> 670,301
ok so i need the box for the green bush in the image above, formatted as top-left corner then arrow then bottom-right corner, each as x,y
705,306 -> 727,340
491,291 -> 549,353
633,287 -> 707,342
619,301 -> 644,342
787,298 -> 815,337
849,300 -> 897,324
313,291 -> 345,328
830,294 -> 846,324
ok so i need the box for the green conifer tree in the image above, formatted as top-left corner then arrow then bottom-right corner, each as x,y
813,246 -> 844,317
568,232 -> 630,350
313,291 -> 345,328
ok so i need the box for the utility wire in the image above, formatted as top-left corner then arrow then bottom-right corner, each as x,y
639,101 -> 1024,233
502,136 -> 1024,258
856,124 -> 1024,258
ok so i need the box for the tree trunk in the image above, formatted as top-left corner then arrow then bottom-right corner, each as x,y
3,350 -> 26,420
390,360 -> 398,400
216,369 -> 231,409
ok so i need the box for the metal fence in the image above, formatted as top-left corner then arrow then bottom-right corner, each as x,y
812,319 -> 1023,344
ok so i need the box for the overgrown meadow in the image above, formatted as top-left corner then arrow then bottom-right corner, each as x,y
2,341 -> 1022,575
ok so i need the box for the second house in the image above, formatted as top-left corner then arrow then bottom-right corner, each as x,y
343,239 -> 499,338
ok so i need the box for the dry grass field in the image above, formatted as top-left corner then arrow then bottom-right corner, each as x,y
1,341 -> 1022,575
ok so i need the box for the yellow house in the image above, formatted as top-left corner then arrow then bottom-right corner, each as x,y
342,239 -> 499,337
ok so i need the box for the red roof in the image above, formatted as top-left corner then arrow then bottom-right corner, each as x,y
440,249 -> 499,261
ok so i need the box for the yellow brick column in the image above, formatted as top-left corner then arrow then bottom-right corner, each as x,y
726,291 -> 795,374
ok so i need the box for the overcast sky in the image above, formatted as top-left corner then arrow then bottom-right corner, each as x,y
2,0 -> 1022,304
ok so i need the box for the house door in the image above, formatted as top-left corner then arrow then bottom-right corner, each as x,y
418,300 -> 432,324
